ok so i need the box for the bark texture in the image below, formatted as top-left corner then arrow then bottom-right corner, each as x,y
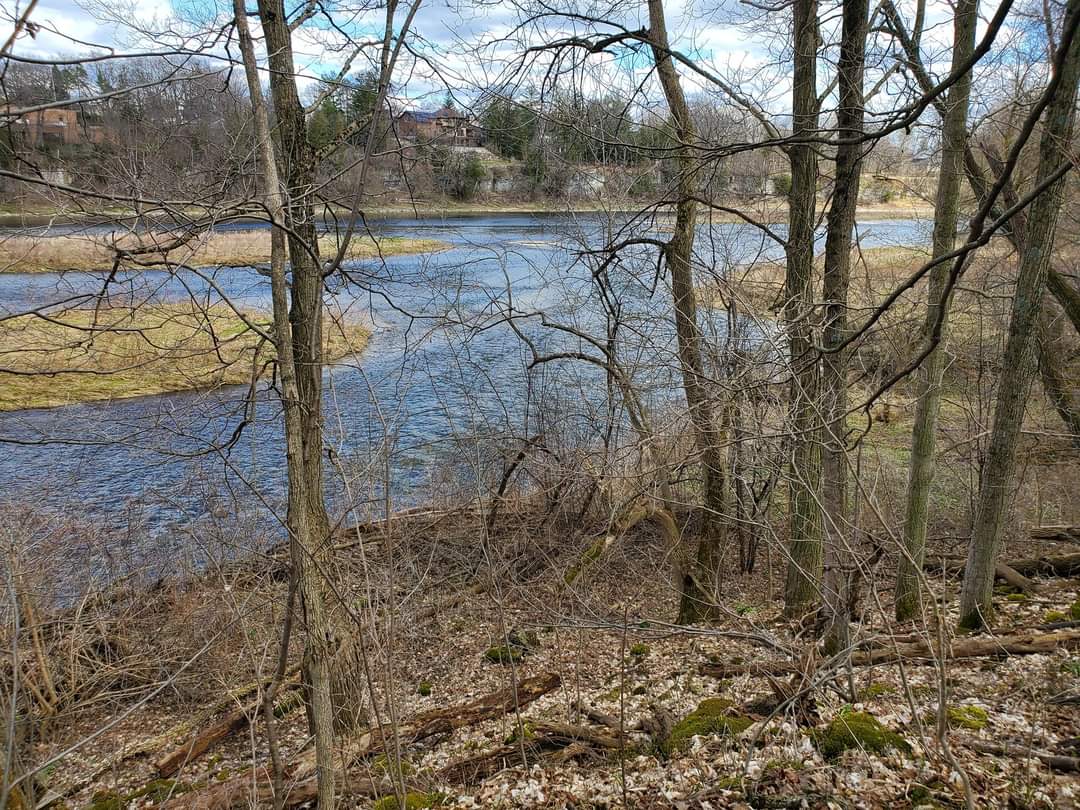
894,0 -> 979,622
820,0 -> 870,653
647,0 -> 726,623
959,0 -> 1080,629
783,0 -> 823,617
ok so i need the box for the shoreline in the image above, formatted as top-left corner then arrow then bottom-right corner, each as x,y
0,199 -> 934,229
0,231 -> 450,274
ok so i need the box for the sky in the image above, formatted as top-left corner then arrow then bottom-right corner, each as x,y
0,0 -> 997,119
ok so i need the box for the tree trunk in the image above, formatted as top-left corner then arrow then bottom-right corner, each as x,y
233,4 -> 345,806
255,0 -> 368,738
959,0 -> 1080,629
820,0 -> 869,653
894,0 -> 980,622
1037,298 -> 1080,447
783,0 -> 823,617
885,0 -> 1080,450
647,0 -> 726,623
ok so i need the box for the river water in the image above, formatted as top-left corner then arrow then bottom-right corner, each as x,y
0,213 -> 930,576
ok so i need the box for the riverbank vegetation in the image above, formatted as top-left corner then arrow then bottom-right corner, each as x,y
0,303 -> 369,410
3,0 -> 1080,806
0,231 -> 449,273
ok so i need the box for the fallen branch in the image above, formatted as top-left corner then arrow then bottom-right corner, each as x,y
156,678 -> 303,778
699,660 -> 803,679
995,562 -> 1040,594
962,737 -> 1080,773
702,629 -> 1080,677
925,552 -> 1080,581
1006,553 -> 1080,578
1030,525 -> 1080,543
55,668 -> 299,798
437,718 -> 622,785
162,671 -> 562,810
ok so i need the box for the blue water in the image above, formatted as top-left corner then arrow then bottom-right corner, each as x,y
0,213 -> 931,573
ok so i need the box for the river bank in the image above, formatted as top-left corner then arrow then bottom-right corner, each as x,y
0,302 -> 369,410
0,197 -> 934,230
11,499 -> 1079,810
0,229 -> 449,273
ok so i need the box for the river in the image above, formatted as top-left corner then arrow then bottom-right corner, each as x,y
0,212 -> 931,580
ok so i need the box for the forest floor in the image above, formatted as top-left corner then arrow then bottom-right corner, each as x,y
15,502 -> 1080,810
0,302 -> 369,409
0,230 -> 449,273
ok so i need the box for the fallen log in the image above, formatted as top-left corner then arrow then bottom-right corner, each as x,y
994,562 -> 1039,594
1006,553 -> 1080,578
925,553 -> 1080,581
438,718 -> 622,785
161,671 -> 562,810
850,629 -> 1080,666
1030,525 -> 1080,543
700,660 -> 807,679
962,738 -> 1080,773
156,678 -> 302,777
55,668 -> 300,799
701,629 -> 1080,678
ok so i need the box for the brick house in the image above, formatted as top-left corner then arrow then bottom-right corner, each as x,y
396,106 -> 483,147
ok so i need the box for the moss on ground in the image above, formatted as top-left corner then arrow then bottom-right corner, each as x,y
813,711 -> 912,760
858,682 -> 895,701
372,754 -> 417,777
372,792 -> 445,810
87,791 -> 125,810
924,705 -> 988,730
1071,599 -> 1080,620
417,680 -> 432,696
662,698 -> 753,754
484,644 -> 524,665
629,643 -> 650,658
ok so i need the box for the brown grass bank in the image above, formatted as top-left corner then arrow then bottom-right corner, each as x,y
0,230 -> 450,273
0,302 -> 369,410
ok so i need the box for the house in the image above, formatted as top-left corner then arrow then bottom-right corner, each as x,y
396,106 -> 483,148
4,107 -> 110,148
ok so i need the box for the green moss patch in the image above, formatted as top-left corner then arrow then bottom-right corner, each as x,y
371,754 -> 417,778
417,680 -> 433,697
483,644 -> 524,665
87,791 -> 125,810
1044,610 -> 1068,623
923,705 -> 988,731
858,682 -> 895,701
126,779 -> 191,804
813,711 -> 911,760
484,629 -> 538,665
1071,599 -> 1080,620
663,698 -> 753,754
629,643 -> 650,658
372,792 -> 446,810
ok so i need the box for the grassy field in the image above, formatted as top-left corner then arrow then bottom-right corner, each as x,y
0,230 -> 450,273
0,303 -> 369,410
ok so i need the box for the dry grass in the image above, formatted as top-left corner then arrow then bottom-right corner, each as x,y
0,302 -> 369,410
0,229 -> 450,273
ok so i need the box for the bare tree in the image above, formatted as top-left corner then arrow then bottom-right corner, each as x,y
959,0 -> 1080,629
893,0 -> 980,622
